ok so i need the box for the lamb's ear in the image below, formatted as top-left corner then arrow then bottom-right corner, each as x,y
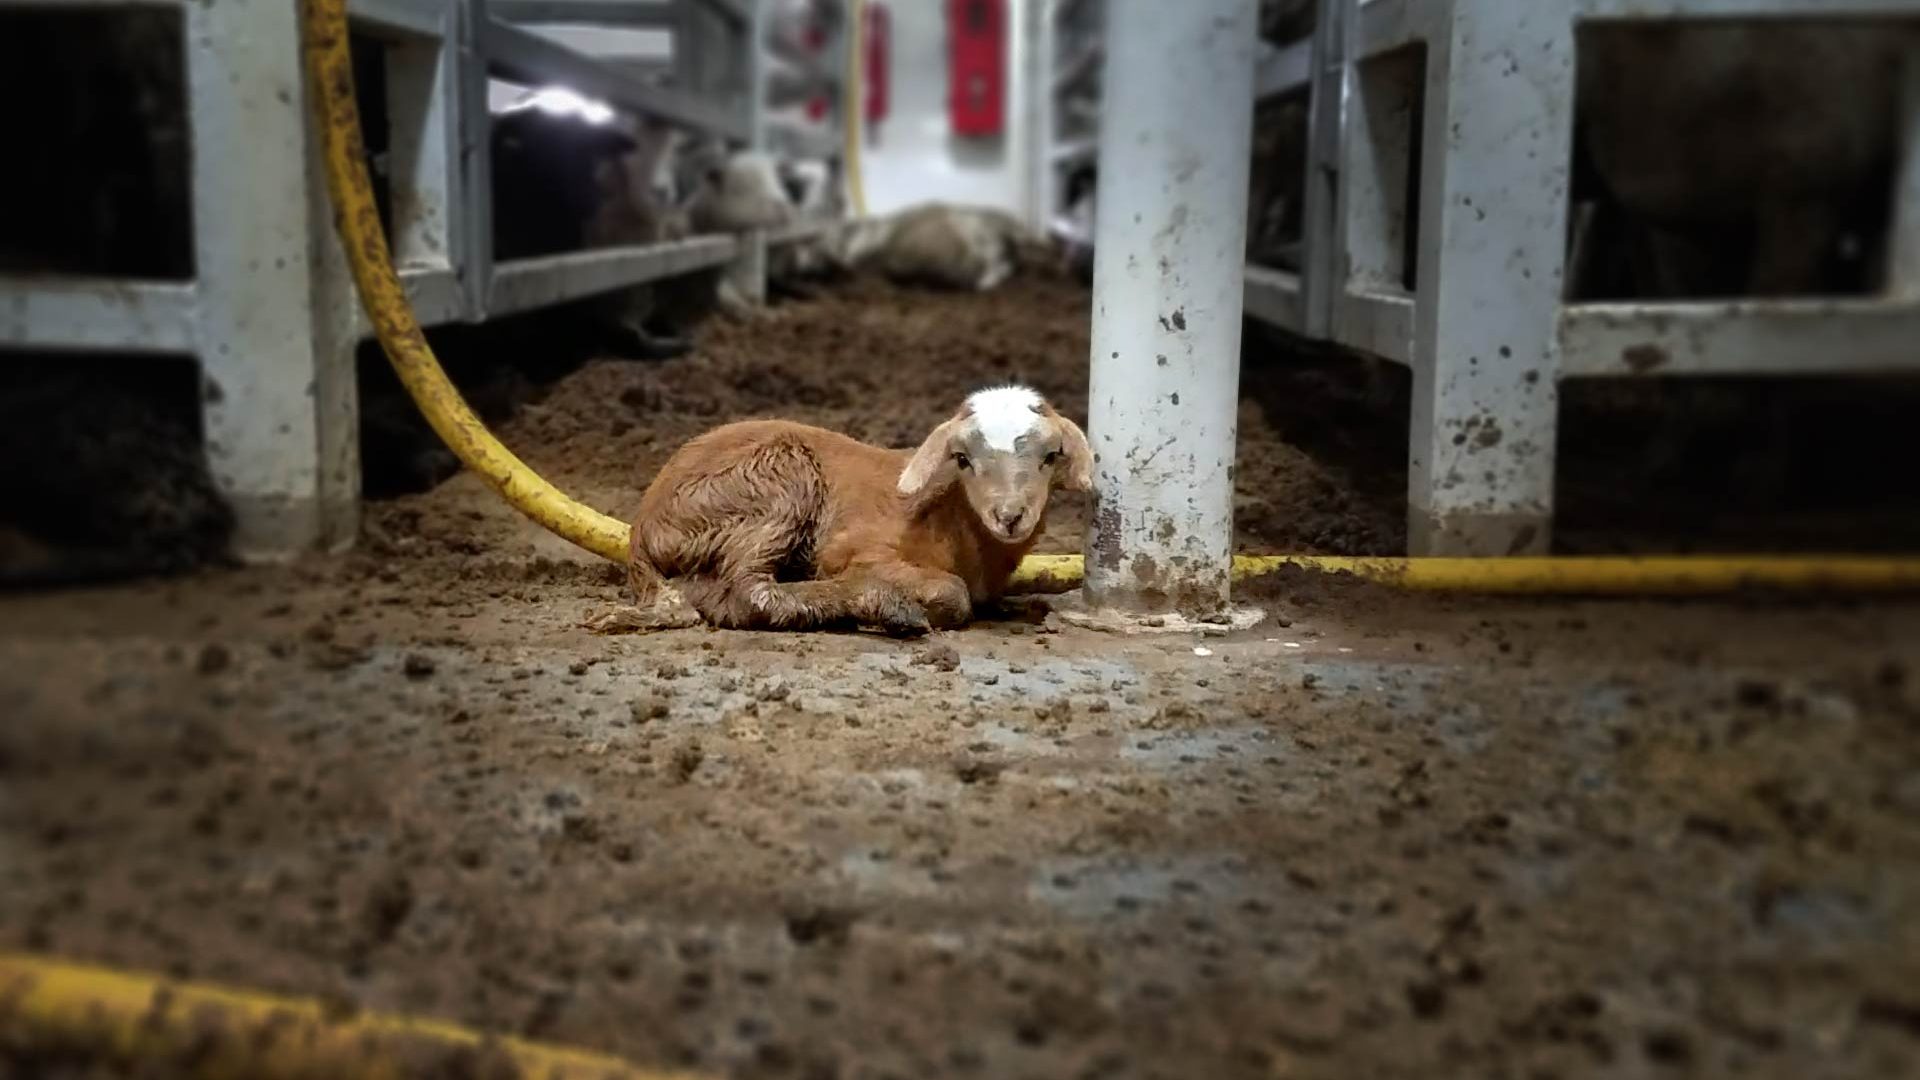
1048,411 -> 1094,492
898,416 -> 965,497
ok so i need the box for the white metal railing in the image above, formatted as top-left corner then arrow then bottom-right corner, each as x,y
1055,0 -> 1920,558
0,0 -> 852,559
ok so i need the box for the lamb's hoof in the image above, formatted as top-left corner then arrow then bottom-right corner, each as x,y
581,603 -> 703,635
876,604 -> 932,639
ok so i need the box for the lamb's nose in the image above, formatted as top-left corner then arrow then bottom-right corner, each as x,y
995,507 -> 1026,534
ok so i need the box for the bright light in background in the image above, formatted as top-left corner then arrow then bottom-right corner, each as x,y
503,86 -> 616,125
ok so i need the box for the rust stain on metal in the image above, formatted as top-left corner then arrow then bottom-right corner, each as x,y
1131,554 -> 1161,586
1091,496 -> 1124,572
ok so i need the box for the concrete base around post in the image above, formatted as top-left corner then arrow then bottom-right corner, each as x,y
1049,592 -> 1266,637
1081,0 -> 1257,617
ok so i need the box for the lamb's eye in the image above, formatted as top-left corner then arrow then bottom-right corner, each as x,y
1042,450 -> 1063,467
953,453 -> 972,471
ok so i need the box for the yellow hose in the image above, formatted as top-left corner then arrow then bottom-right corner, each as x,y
0,953 -> 695,1079
305,0 -> 631,562
301,0 -> 1920,602
1007,553 -> 1920,596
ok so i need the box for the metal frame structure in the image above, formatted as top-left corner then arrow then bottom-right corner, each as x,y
1036,0 -> 1100,242
1067,0 -> 1920,568
0,0 -> 851,559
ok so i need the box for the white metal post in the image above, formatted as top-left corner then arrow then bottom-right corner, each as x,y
1082,0 -> 1256,616
188,0 -> 359,560
1299,0 -> 1346,339
728,0 -> 770,303
456,0 -> 495,320
1026,0 -> 1054,232
1890,47 -> 1920,298
1406,0 -> 1575,556
385,13 -> 467,281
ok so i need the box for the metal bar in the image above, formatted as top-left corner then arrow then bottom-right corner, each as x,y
1052,0 -> 1090,24
1050,137 -> 1096,168
1353,0 -> 1433,62
348,0 -> 448,37
1027,0 -> 1057,231
768,35 -> 842,86
0,279 -> 198,354
1049,214 -> 1091,245
1334,33 -> 1421,296
1255,39 -> 1312,99
703,0 -> 745,136
481,16 -> 749,138
1559,300 -> 1920,377
727,0 -> 770,305
187,0 -> 359,558
1332,288 -> 1414,365
1243,265 -> 1306,334
1891,48 -> 1920,299
606,56 -> 677,80
1298,0 -> 1346,338
1060,95 -> 1099,128
395,266 -> 470,328
486,236 -> 739,315
1052,42 -> 1101,95
1084,0 -> 1258,616
767,118 -> 839,160
1405,0 -> 1575,556
768,56 -> 839,103
455,0 -> 494,319
671,0 -> 704,98
488,0 -> 674,24
385,5 -> 468,284
1573,0 -> 1920,19
696,0 -> 748,25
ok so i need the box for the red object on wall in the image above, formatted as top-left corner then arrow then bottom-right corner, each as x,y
947,0 -> 1004,137
804,14 -> 829,123
864,3 -> 890,128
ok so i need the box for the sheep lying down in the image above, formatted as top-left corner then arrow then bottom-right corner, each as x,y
826,204 -> 1052,292
593,387 -> 1091,636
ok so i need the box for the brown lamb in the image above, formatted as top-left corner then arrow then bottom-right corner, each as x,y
611,386 -> 1091,636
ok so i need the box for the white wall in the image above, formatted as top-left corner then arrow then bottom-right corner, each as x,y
859,0 -> 1035,219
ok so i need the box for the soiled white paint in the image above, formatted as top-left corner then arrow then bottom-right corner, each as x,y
967,385 -> 1044,451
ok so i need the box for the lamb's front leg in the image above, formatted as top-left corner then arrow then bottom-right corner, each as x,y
858,565 -> 973,630
692,573 -> 933,638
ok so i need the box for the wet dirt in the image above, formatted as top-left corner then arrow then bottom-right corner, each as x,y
3,277 -> 1920,1079
357,271 -> 1407,572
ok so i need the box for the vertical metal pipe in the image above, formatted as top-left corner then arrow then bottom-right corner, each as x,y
1083,0 -> 1256,615
455,0 -> 494,319
385,23 -> 464,277
1890,47 -> 1920,299
730,0 -> 770,303
189,0 -> 358,559
1406,0 -> 1574,556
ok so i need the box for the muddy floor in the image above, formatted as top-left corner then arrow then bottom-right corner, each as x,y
4,277 -> 1920,1079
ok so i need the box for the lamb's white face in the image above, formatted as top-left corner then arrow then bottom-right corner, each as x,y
897,386 -> 1095,543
